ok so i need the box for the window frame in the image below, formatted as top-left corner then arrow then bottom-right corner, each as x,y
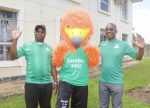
122,33 -> 128,41
0,10 -> 17,61
97,0 -> 111,15
99,28 -> 106,45
120,0 -> 128,21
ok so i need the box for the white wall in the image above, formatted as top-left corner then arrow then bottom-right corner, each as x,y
21,0 -> 134,46
87,0 -> 133,45
0,0 -> 135,46
0,0 -> 135,67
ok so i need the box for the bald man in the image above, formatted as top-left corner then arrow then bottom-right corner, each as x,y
99,23 -> 144,108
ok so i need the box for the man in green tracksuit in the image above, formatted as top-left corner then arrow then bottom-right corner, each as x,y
99,23 -> 144,108
10,25 -> 54,108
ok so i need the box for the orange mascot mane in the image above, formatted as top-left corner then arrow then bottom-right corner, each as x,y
53,8 -> 100,68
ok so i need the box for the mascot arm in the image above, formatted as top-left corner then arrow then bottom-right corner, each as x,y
84,46 -> 100,68
52,43 -> 68,68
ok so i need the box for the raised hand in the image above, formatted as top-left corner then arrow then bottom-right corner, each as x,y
133,34 -> 145,49
11,30 -> 22,40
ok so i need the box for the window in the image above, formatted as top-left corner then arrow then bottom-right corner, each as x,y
0,10 -> 17,61
121,0 -> 128,20
98,0 -> 110,12
100,28 -> 106,44
122,33 -> 128,41
0,46 -> 3,54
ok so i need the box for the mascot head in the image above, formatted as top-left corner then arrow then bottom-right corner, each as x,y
60,8 -> 93,48
53,8 -> 99,68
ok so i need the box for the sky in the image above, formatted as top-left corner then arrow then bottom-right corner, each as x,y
133,0 -> 150,44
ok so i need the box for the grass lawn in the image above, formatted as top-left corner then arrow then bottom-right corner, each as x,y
0,58 -> 150,108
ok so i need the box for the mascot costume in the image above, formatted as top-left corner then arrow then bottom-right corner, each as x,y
53,8 -> 99,108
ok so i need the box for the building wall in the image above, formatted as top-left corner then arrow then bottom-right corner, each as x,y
0,0 -> 133,47
88,0 -> 133,44
22,0 -> 134,47
0,0 -> 135,67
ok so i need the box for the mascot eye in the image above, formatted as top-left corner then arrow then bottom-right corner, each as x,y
66,25 -> 70,28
